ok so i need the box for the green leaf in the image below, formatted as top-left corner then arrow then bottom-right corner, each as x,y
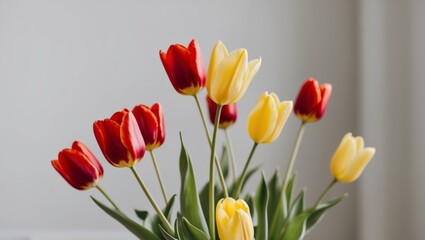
254,173 -> 268,240
267,170 -> 285,239
179,133 -> 209,237
146,194 -> 177,236
220,144 -> 230,180
135,210 -> 149,222
289,189 -> 305,220
91,196 -> 160,240
280,211 -> 311,240
159,224 -> 178,240
199,181 -> 220,228
182,217 -> 210,240
175,213 -> 209,240
306,193 -> 347,232
285,173 -> 296,216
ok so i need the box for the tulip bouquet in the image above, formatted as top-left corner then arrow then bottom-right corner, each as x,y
51,39 -> 375,240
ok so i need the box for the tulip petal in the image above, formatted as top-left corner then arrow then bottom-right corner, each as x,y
53,150 -> 100,190
120,112 -> 145,165
339,147 -> 376,182
264,100 -> 293,143
247,92 -> 278,143
151,103 -> 166,147
133,105 -> 159,150
94,120 -> 129,167
207,41 -> 229,94
72,141 -> 103,176
315,83 -> 332,119
212,49 -> 247,105
330,133 -> 356,178
232,58 -> 261,103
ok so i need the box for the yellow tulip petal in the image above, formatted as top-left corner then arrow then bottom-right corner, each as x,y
330,134 -> 356,179
264,100 -> 292,143
355,136 -> 364,152
247,93 -> 278,143
231,57 -> 262,104
207,41 -> 229,100
212,49 -> 247,104
339,147 -> 375,182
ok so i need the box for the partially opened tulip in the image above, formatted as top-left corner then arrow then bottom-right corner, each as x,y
247,92 -> 292,144
51,141 -> 103,190
160,39 -> 206,96
93,109 -> 145,168
207,41 -> 261,105
294,78 -> 332,122
330,133 -> 376,182
216,198 -> 254,240
206,95 -> 237,129
132,103 -> 165,151
132,102 -> 169,204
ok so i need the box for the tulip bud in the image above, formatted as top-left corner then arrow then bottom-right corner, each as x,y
206,41 -> 261,105
93,109 -> 145,168
247,92 -> 292,144
206,95 -> 237,129
132,103 -> 165,151
330,133 -> 375,183
51,141 -> 103,190
216,198 -> 254,240
160,39 -> 206,96
294,78 -> 332,122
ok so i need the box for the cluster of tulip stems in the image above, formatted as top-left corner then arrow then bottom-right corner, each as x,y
51,39 -> 376,240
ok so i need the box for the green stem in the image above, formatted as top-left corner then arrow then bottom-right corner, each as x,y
95,185 -> 121,212
313,178 -> 338,210
224,129 -> 237,181
193,95 -> 228,197
149,150 -> 168,204
234,142 -> 259,198
282,121 -> 306,193
129,166 -> 175,236
208,104 -> 222,240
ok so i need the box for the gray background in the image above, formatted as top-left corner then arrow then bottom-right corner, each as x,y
1,0 -> 423,239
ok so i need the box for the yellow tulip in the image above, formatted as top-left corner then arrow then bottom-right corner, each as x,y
216,198 -> 253,240
330,133 -> 376,183
206,41 -> 261,105
247,92 -> 293,144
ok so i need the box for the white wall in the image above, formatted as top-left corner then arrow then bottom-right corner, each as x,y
359,1 -> 425,240
0,1 -> 358,239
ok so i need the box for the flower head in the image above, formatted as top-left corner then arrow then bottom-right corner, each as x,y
330,133 -> 375,182
294,78 -> 332,122
132,103 -> 165,151
160,39 -> 206,96
216,198 -> 253,240
206,95 -> 237,129
206,41 -> 261,105
247,92 -> 292,143
51,141 -> 103,190
93,109 -> 145,168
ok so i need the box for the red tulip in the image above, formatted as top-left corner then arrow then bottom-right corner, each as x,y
51,141 -> 103,190
159,39 -> 206,96
132,103 -> 165,151
294,78 -> 332,122
93,109 -> 145,168
206,95 -> 237,129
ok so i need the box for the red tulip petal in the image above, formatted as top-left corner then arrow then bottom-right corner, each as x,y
151,103 -> 165,147
316,83 -> 332,119
294,78 -> 321,115
94,120 -> 129,167
72,141 -> 104,176
133,104 -> 159,148
121,111 -> 145,163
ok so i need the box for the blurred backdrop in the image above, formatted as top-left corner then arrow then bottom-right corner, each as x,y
0,0 -> 423,239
